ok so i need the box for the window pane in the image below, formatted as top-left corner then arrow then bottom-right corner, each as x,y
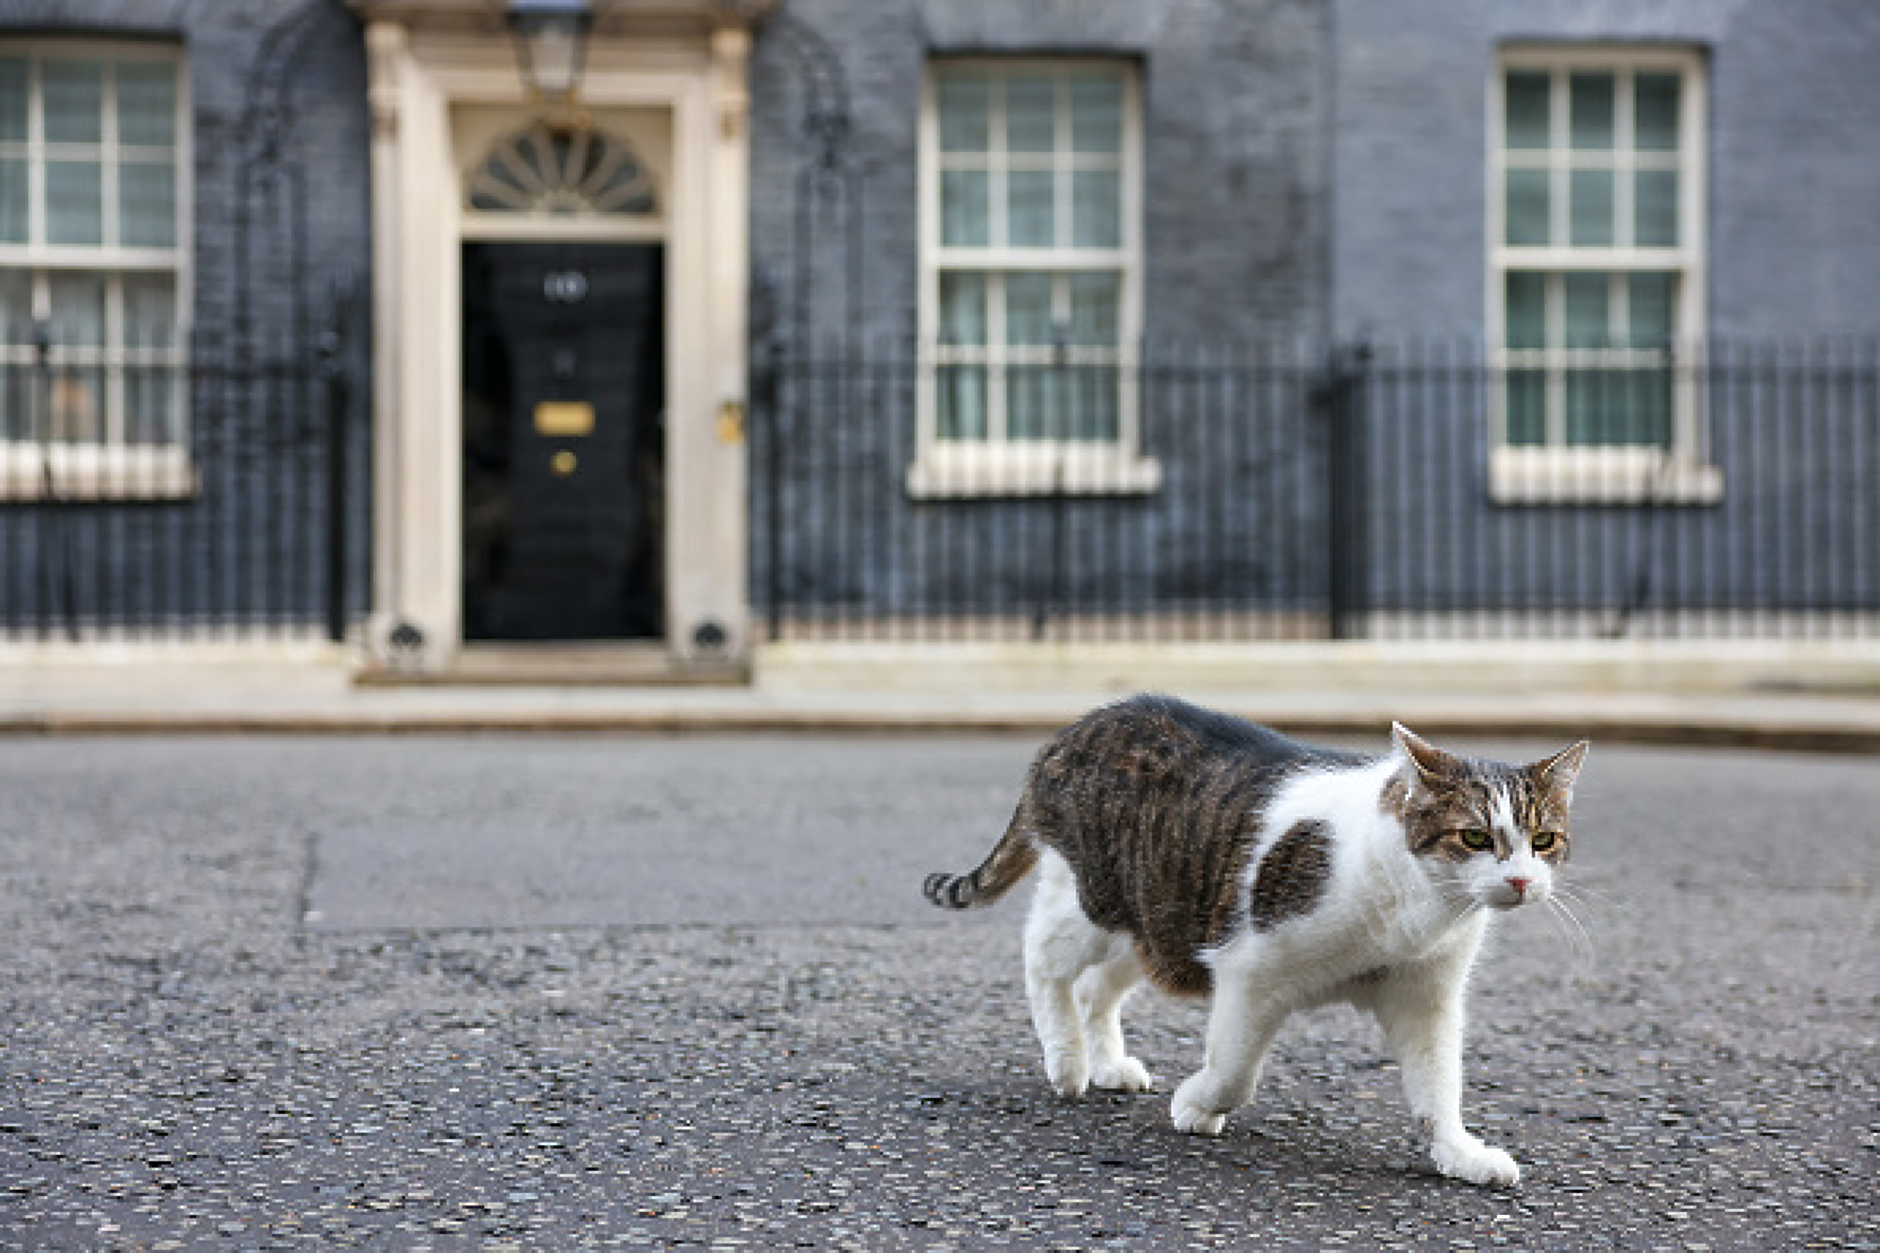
117,61 -> 177,148
938,271 -> 987,345
1009,368 -> 1118,443
0,270 -> 26,438
1563,272 -> 1609,348
1634,73 -> 1679,153
50,369 -> 103,442
43,60 -> 104,145
1569,168 -> 1614,246
0,269 -> 30,346
1628,272 -> 1675,347
1004,272 -> 1054,345
937,75 -> 990,153
1504,169 -> 1550,246
1005,77 -> 1054,153
125,272 -> 184,447
940,169 -> 989,246
1505,369 -> 1547,446
1008,369 -> 1116,441
48,269 -> 107,443
123,271 -> 177,347
1069,75 -> 1121,153
123,270 -> 186,447
1070,367 -> 1119,441
124,363 -> 183,445
0,57 -> 26,143
0,158 -> 25,244
1067,272 -> 1119,346
1634,169 -> 1678,247
1567,369 -> 1670,446
1618,368 -> 1672,446
1505,272 -> 1547,350
48,271 -> 105,344
1007,367 -> 1060,439
120,160 -> 176,247
1007,169 -> 1055,247
1071,169 -> 1119,248
1569,72 -> 1613,150
937,366 -> 987,440
1565,370 -> 1610,445
1504,71 -> 1550,149
47,161 -> 104,245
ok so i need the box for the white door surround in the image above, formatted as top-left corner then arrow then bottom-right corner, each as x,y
350,2 -> 759,671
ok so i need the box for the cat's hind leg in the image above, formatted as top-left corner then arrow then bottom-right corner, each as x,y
1022,852 -> 1112,1097
1075,943 -> 1154,1092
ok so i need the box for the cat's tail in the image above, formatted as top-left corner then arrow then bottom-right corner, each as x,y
924,804 -> 1040,910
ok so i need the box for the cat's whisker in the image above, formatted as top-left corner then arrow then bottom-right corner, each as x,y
1543,894 -> 1596,966
1550,883 -> 1623,922
1551,877 -> 1617,903
1535,897 -> 1575,955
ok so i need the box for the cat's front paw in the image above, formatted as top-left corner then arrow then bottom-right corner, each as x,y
1043,1050 -> 1090,1098
1431,1134 -> 1521,1188
1090,1056 -> 1155,1093
1169,1076 -> 1228,1136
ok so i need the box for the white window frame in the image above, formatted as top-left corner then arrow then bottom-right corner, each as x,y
912,58 -> 1159,499
0,42 -> 193,501
1488,46 -> 1717,505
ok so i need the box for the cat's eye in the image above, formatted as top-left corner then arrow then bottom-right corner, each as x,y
1455,829 -> 1493,851
1531,831 -> 1561,852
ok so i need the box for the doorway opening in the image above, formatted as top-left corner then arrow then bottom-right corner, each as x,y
461,241 -> 666,641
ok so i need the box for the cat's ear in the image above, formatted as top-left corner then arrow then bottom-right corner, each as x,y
1392,722 -> 1465,785
1531,740 -> 1590,795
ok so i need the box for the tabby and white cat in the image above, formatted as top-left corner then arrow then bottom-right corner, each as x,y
924,694 -> 1588,1188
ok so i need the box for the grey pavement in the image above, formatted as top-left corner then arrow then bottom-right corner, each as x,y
1,732 -> 1875,1250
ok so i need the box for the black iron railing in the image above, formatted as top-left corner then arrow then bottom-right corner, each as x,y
753,338 -> 1880,642
0,347 -> 363,643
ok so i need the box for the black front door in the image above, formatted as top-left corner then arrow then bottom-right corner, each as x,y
462,242 -> 665,640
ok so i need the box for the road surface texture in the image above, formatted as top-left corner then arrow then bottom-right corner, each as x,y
1,733 -> 1874,1250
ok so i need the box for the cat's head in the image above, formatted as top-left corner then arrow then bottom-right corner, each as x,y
1390,723 -> 1589,912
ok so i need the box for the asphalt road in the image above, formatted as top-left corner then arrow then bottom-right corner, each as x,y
1,732 -> 1875,1250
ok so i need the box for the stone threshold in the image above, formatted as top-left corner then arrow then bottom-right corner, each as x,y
357,642 -> 749,688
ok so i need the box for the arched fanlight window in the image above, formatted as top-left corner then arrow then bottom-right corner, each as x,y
465,122 -> 658,216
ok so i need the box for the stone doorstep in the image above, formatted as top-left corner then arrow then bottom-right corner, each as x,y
356,643 -> 750,688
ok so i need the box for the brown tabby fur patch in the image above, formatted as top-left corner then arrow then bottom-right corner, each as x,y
968,695 -> 1361,996
1249,820 -> 1334,931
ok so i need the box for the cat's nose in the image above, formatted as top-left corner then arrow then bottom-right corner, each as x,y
1505,876 -> 1531,899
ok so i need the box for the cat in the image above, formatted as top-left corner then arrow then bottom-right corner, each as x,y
923,693 -> 1588,1188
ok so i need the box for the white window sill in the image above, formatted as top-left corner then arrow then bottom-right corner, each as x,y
1489,447 -> 1722,506
0,446 -> 199,502
906,447 -> 1163,499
